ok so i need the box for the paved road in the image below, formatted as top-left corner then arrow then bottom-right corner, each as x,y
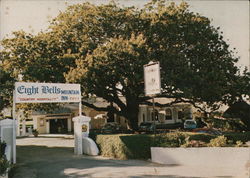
12,137 -> 247,178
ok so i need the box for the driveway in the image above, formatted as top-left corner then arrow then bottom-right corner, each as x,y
11,137 -> 247,178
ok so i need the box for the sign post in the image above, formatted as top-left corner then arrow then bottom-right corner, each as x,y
12,91 -> 16,163
144,61 -> 161,140
13,82 -> 82,162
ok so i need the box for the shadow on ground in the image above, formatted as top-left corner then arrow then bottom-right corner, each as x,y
10,145 -> 203,178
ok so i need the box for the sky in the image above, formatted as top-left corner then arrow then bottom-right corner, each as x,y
0,0 -> 249,70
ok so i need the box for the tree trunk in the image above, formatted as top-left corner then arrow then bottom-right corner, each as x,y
125,99 -> 139,131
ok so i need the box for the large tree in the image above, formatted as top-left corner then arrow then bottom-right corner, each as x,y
0,1 -> 247,129
0,66 -> 15,111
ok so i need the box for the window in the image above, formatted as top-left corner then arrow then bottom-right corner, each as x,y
178,111 -> 184,120
151,110 -> 158,121
143,114 -> 146,122
165,108 -> 172,120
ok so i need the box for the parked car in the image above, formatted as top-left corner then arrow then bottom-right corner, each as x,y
184,119 -> 197,129
138,122 -> 155,133
100,122 -> 122,134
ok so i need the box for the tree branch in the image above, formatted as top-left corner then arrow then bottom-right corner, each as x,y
81,100 -> 122,116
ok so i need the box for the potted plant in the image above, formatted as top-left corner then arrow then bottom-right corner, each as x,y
32,129 -> 39,137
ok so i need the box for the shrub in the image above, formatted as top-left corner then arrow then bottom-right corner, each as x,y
207,136 -> 227,147
93,132 -> 250,160
188,133 -> 216,143
224,132 -> 250,143
0,141 -> 10,176
235,140 -> 244,147
181,136 -> 207,147
0,156 -> 10,176
155,132 -> 215,147
155,132 -> 186,147
0,141 -> 6,158
200,117 -> 247,132
95,134 -> 154,159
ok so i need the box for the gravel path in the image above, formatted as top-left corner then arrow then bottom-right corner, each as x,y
11,136 -> 247,178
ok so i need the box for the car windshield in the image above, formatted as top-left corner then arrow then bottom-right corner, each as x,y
140,123 -> 152,127
185,121 -> 196,124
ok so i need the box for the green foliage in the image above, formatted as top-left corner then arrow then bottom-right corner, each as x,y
181,136 -> 207,147
224,132 -> 250,143
0,66 -> 15,110
0,0 -> 247,129
155,132 -> 186,147
0,156 -> 10,176
0,141 -> 10,176
198,117 -> 247,132
155,132 -> 215,147
0,141 -> 6,158
93,132 -> 250,160
207,135 -> 227,147
188,133 -> 216,143
95,134 -> 154,159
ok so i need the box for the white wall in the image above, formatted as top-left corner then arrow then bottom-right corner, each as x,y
151,147 -> 250,177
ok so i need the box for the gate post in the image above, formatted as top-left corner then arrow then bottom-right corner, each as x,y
0,119 -> 16,163
72,116 -> 91,155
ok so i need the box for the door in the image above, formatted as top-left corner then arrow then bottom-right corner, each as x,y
49,119 -> 68,134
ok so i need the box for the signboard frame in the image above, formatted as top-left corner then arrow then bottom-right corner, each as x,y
143,61 -> 161,96
143,61 -> 161,139
12,82 -> 82,163
14,82 -> 81,103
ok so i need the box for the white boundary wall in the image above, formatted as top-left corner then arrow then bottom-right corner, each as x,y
151,147 -> 250,175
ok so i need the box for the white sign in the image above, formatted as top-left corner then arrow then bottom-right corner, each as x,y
144,61 -> 161,96
15,82 -> 81,103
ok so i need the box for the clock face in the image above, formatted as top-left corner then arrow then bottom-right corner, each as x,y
82,124 -> 88,132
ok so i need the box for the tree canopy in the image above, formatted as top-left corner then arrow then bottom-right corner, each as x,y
0,66 -> 15,111
0,1 -> 248,129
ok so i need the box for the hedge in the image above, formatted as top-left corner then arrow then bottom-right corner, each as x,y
95,134 -> 154,159
90,132 -> 250,160
224,132 -> 250,143
91,132 -> 216,160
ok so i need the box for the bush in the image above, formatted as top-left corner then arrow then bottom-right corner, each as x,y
155,132 -> 215,147
181,136 -> 207,147
95,134 -> 154,159
93,132 -> 250,160
0,156 -> 10,176
207,136 -> 227,147
0,141 -> 10,176
197,117 -> 247,132
0,141 -> 6,158
224,132 -> 250,143
235,140 -> 244,147
155,132 -> 186,147
188,133 -> 216,143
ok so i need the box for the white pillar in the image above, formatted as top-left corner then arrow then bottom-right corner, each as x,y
73,116 -> 91,155
16,117 -> 20,136
67,118 -> 72,132
21,119 -> 26,136
46,120 -> 50,134
0,119 -> 16,163
33,117 -> 38,129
